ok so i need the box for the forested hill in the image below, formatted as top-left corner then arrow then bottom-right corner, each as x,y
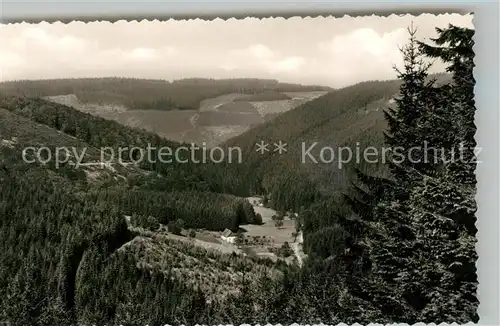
219,72 -> 453,209
0,77 -> 331,111
215,73 -> 453,270
0,96 -> 276,325
0,72 -> 451,213
0,94 -> 265,229
0,79 -> 407,325
221,79 -> 400,207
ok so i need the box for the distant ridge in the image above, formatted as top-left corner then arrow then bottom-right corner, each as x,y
0,77 -> 331,111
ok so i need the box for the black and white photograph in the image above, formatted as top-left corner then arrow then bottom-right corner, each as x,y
0,12 -> 479,325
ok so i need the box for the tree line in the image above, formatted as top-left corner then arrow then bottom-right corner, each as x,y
86,187 -> 258,231
0,77 -> 330,111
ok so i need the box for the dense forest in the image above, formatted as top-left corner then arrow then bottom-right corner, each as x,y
0,103 -> 269,325
0,78 -> 330,111
0,24 -> 477,325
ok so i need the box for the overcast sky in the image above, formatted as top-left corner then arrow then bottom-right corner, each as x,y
0,13 -> 473,88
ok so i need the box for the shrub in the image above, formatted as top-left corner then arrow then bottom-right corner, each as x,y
278,241 -> 293,258
254,213 -> 263,225
131,214 -> 159,231
235,232 -> 244,245
168,220 -> 182,235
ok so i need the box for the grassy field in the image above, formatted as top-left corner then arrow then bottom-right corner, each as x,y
199,93 -> 248,112
252,91 -> 328,117
242,197 -> 301,262
99,109 -> 197,136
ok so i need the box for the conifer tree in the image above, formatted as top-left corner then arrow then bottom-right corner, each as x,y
343,23 -> 434,225
345,24 -> 478,323
418,25 -> 476,185
398,24 -> 478,323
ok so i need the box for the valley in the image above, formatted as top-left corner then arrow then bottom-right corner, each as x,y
125,195 -> 305,265
0,57 -> 475,325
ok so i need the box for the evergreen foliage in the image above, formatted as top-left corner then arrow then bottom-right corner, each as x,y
341,24 -> 478,323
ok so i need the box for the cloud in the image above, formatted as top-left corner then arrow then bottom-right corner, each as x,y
322,28 -> 407,57
248,44 -> 275,59
128,47 -> 157,60
225,44 -> 305,75
126,46 -> 176,60
0,14 -> 473,86
0,25 -> 178,80
318,27 -> 407,84
19,26 -> 88,53
268,56 -> 306,74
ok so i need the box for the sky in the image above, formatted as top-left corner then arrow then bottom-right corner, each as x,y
0,13 -> 473,88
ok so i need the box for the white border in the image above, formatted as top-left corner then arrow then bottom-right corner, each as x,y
1,1 -> 498,325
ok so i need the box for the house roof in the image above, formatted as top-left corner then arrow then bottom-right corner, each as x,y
221,229 -> 233,237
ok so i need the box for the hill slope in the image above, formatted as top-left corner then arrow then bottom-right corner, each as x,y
0,77 -> 330,111
0,96 -> 292,325
0,71 -> 457,325
0,78 -> 330,147
43,90 -> 328,147
0,94 -> 259,229
221,80 -> 399,205
0,107 -> 141,186
220,73 -> 453,208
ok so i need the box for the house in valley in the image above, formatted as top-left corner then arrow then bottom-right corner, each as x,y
221,228 -> 236,244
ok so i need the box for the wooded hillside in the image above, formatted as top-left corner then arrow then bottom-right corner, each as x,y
0,77 -> 330,111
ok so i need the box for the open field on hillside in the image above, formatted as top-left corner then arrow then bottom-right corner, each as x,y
42,90 -> 327,147
0,107 -> 142,183
197,111 -> 262,126
252,91 -> 328,117
98,109 -> 197,136
44,94 -> 128,114
119,228 -> 282,302
199,93 -> 249,111
148,196 -> 304,265
217,102 -> 259,113
233,91 -> 292,102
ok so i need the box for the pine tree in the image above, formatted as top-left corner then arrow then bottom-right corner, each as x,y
398,24 -> 479,322
343,22 -> 434,225
351,24 -> 478,323
418,25 -> 476,185
402,171 -> 478,322
342,23 -> 478,323
345,22 -> 432,291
